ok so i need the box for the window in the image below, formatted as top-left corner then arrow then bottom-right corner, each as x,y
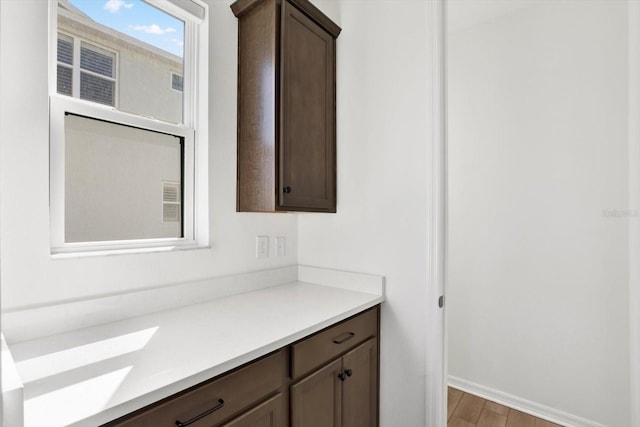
57,33 -> 117,106
56,34 -> 74,96
162,181 -> 182,223
171,72 -> 184,92
50,0 -> 208,254
63,114 -> 184,243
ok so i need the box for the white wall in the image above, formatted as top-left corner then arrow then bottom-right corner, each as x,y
297,1 -> 434,426
447,1 -> 630,426
2,1 -> 441,425
0,0 -> 297,310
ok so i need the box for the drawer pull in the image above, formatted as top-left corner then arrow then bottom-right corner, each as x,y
333,332 -> 355,344
345,368 -> 353,377
175,399 -> 224,427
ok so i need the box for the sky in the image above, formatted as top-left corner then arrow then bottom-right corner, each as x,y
67,0 -> 184,57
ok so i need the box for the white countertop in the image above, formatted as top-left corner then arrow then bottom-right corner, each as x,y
8,281 -> 384,427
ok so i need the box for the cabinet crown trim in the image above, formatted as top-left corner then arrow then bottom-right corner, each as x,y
231,0 -> 342,37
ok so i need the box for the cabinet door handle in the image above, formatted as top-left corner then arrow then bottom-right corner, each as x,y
283,186 -> 292,193
345,368 -> 353,377
175,399 -> 224,427
338,372 -> 347,381
333,332 -> 355,344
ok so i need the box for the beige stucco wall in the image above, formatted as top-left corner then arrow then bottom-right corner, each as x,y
65,114 -> 182,242
59,13 -> 183,124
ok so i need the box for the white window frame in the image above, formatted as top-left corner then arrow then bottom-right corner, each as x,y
49,0 -> 209,256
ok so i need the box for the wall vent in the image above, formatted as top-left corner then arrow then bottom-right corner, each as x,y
162,181 -> 181,223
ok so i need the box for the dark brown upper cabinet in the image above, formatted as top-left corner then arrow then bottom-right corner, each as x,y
232,0 -> 341,212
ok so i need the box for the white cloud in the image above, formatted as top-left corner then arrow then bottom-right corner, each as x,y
129,24 -> 177,35
170,38 -> 184,47
104,0 -> 133,13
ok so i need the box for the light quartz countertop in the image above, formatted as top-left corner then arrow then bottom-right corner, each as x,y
8,280 -> 384,427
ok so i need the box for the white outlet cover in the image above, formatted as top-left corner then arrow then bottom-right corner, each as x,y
275,236 -> 286,256
256,236 -> 269,258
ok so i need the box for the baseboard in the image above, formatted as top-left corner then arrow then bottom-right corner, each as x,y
448,376 -> 606,427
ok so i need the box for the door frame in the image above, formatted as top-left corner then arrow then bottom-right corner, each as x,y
426,0 -> 447,426
629,2 -> 640,425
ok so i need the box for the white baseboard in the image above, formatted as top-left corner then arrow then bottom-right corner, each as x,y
448,376 -> 607,427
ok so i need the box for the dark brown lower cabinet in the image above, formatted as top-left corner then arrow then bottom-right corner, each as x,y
291,358 -> 343,427
291,339 -> 378,427
342,339 -> 378,427
103,350 -> 288,427
222,393 -> 285,427
103,306 -> 379,427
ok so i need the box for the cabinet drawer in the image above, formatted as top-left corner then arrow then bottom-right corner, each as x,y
291,307 -> 378,379
108,350 -> 286,427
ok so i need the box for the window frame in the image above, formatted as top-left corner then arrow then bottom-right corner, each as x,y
49,0 -> 209,256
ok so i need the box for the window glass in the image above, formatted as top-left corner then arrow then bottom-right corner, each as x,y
57,33 -> 74,95
171,73 -> 183,92
80,72 -> 115,105
162,181 -> 181,222
57,65 -> 73,96
64,114 -> 183,243
57,33 -> 73,64
80,42 -> 115,77
57,0 -> 185,123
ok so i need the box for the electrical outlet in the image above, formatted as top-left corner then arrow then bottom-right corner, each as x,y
256,236 -> 269,258
275,236 -> 286,256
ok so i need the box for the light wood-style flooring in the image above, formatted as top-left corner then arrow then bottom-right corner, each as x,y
448,387 -> 563,427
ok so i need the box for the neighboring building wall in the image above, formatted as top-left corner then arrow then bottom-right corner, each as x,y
447,1 -> 630,426
58,10 -> 183,124
64,114 -> 182,242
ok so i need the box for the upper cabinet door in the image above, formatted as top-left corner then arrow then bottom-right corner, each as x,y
279,1 -> 336,212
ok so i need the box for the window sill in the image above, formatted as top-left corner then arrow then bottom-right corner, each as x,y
51,243 -> 211,259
